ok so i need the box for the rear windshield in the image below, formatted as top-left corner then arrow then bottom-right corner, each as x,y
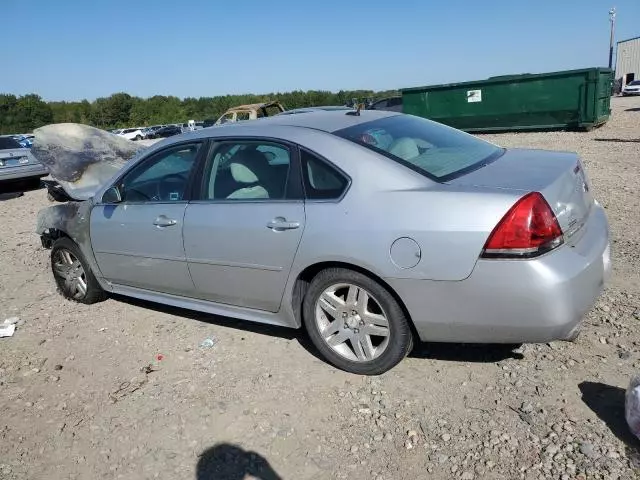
334,115 -> 504,181
0,137 -> 22,150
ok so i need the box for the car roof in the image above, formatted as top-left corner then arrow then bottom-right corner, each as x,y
194,109 -> 400,137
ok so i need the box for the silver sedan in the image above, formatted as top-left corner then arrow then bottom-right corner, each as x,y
0,136 -> 48,187
36,110 -> 611,374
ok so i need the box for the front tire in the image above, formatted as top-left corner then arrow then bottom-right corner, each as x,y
303,268 -> 413,375
51,237 -> 107,304
135,135 -> 142,141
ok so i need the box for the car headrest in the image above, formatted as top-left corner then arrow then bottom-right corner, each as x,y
388,137 -> 419,160
229,150 -> 270,184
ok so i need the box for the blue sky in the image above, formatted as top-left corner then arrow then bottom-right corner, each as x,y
3,0 -> 639,101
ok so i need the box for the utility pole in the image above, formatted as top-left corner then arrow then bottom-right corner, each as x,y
609,7 -> 616,69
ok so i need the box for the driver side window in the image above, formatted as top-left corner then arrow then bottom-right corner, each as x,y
118,143 -> 202,203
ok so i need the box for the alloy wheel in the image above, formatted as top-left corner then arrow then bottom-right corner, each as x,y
52,248 -> 88,300
314,283 -> 390,362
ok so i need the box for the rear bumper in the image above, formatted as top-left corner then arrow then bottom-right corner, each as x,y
387,203 -> 611,343
0,163 -> 49,182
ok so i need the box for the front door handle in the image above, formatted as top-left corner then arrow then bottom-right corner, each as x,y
267,217 -> 300,231
153,215 -> 177,227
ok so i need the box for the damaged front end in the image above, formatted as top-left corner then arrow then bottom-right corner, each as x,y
37,200 -> 92,249
36,198 -> 107,289
31,122 -> 146,202
41,179 -> 78,203
32,123 -> 147,274
32,122 -> 148,252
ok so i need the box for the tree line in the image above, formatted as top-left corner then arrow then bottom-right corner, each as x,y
0,89 -> 399,135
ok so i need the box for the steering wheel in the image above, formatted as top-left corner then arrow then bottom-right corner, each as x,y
155,173 -> 187,201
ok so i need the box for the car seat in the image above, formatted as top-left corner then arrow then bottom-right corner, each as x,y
226,150 -> 280,199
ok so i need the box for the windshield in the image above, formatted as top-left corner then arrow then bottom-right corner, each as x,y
628,80 -> 640,86
334,115 -> 503,181
0,137 -> 23,150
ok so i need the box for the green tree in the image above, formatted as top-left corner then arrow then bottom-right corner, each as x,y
0,88 -> 400,134
0,94 -> 52,134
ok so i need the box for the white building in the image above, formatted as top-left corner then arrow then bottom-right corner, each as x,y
616,36 -> 640,86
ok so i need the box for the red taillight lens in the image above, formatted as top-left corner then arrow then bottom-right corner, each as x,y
482,192 -> 563,258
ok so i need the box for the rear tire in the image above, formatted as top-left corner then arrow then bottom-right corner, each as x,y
303,268 -> 413,375
51,237 -> 107,304
135,135 -> 142,141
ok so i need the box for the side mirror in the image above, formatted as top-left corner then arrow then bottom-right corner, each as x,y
102,186 -> 122,204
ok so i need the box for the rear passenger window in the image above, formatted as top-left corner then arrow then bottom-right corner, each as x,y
201,141 -> 291,201
301,150 -> 348,200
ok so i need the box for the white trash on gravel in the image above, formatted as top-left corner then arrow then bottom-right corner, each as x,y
31,123 -> 147,200
200,337 -> 218,348
625,374 -> 640,440
0,318 -> 19,338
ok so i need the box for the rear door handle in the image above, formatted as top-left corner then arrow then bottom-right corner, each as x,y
267,218 -> 300,231
153,215 -> 177,227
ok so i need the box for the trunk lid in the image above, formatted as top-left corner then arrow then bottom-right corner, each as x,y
0,148 -> 39,168
448,148 -> 593,238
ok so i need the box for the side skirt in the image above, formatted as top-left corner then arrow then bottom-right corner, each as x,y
109,283 -> 298,329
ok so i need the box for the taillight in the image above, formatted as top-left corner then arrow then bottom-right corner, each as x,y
482,192 -> 563,259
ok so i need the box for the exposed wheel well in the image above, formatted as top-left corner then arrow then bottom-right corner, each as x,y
40,228 -> 71,249
292,261 -> 418,340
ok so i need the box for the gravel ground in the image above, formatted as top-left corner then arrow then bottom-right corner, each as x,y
0,97 -> 639,480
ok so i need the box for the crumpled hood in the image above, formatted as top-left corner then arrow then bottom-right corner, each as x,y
31,123 -> 147,200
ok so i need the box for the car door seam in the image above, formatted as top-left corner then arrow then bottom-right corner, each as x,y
92,249 -> 185,262
186,258 -> 283,271
179,202 -> 198,289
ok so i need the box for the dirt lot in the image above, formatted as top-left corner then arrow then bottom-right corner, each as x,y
1,97 -> 639,480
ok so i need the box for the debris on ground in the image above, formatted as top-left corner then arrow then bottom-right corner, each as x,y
0,323 -> 15,338
0,318 -> 19,338
200,337 -> 218,348
140,364 -> 158,375
108,377 -> 149,403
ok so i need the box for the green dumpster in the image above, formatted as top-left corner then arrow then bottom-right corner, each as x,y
401,67 -> 613,132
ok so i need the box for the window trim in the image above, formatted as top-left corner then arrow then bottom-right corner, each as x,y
190,136 -> 304,204
298,147 -> 352,203
96,139 -> 208,206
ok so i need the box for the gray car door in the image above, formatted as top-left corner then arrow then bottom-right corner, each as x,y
90,142 -> 204,296
183,140 -> 305,312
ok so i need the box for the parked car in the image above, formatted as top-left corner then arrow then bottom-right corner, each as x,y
153,125 -> 183,138
622,80 -> 640,96
142,126 -> 167,138
14,134 -> 35,148
118,128 -> 145,141
367,96 -> 403,112
0,135 -> 48,187
213,101 -> 286,125
36,110 -> 610,374
140,127 -> 156,139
